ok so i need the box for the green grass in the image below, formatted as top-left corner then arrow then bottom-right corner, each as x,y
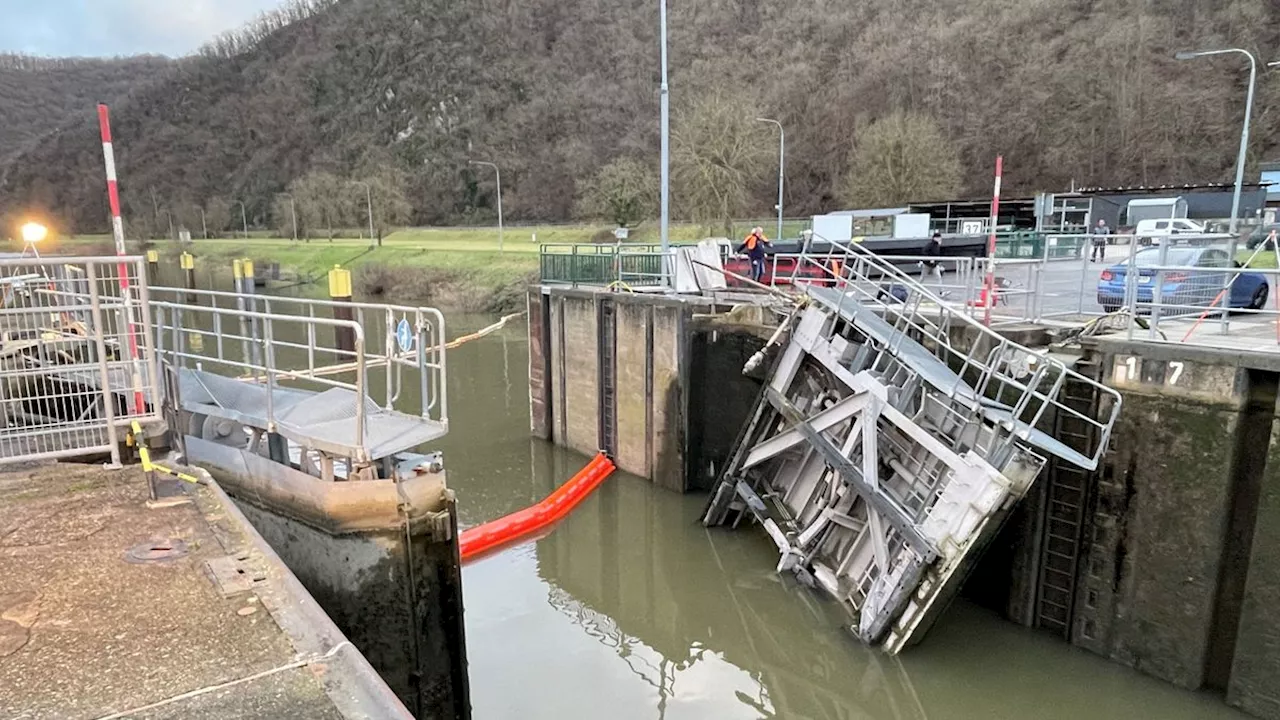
1240,250 -> 1277,269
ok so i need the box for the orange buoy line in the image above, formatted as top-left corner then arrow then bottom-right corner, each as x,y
458,453 -> 616,563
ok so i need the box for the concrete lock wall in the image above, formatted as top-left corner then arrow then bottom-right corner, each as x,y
531,287 -> 769,493
1072,340 -> 1280,717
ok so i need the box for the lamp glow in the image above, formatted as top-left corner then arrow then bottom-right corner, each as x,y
20,222 -> 47,244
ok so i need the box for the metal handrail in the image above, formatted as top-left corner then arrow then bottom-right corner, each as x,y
152,300 -> 370,452
149,286 -> 448,425
793,232 -> 1122,470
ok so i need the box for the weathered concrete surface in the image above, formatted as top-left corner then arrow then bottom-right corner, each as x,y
553,294 -> 600,458
1073,391 -> 1240,689
0,462 -> 401,720
1228,417 -> 1280,718
527,289 -> 552,441
187,437 -> 470,720
650,303 -> 686,492
614,301 -> 652,477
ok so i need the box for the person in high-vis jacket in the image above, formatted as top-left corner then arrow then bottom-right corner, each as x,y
738,227 -> 771,283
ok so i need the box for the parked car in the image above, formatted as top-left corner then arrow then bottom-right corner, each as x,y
1134,218 -> 1207,246
1245,224 -> 1280,250
1096,246 -> 1269,314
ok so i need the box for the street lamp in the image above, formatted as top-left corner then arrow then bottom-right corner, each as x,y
352,181 -> 377,245
20,221 -> 47,258
278,193 -> 298,241
469,161 -> 504,253
757,117 -> 785,241
659,0 -> 670,284
1175,48 -> 1258,234
234,201 -> 249,238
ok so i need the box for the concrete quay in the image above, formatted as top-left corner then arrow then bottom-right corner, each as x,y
0,462 -> 410,720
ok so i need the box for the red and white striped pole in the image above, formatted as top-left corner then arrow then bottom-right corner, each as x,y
983,155 -> 1004,328
98,104 -> 145,416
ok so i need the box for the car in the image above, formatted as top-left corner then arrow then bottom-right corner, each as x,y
1134,218 -> 1207,246
1096,246 -> 1269,314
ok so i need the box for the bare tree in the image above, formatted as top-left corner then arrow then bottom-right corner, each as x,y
841,111 -> 961,208
672,92 -> 771,236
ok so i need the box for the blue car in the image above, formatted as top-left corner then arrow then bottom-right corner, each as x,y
1096,246 -> 1270,314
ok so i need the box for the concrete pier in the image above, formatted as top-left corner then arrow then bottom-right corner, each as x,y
0,462 -> 409,719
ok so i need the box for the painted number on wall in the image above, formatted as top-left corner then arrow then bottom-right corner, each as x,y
1113,356 -> 1184,386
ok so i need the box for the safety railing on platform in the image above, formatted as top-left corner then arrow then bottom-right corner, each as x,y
148,287 -> 448,429
0,256 -> 162,466
793,234 -> 1123,470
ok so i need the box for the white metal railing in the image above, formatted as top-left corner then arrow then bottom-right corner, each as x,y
0,256 -> 162,466
149,287 -> 448,428
791,234 -> 1122,470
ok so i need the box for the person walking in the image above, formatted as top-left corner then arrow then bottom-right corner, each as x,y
922,231 -> 943,281
738,226 -> 771,283
1090,219 -> 1111,263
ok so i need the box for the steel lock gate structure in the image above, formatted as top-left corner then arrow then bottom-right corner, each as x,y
0,256 -> 161,465
703,237 -> 1122,653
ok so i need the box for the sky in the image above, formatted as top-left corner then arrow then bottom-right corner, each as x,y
0,0 -> 285,58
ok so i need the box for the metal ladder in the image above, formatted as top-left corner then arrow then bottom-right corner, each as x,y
1033,365 -> 1100,637
597,300 -> 618,457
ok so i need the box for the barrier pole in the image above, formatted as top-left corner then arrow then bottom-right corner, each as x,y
97,104 -> 145,416
983,155 -> 1003,327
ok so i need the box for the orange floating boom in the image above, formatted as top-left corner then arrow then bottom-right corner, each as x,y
459,452 -> 616,563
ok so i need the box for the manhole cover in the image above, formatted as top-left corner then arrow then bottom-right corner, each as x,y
125,539 -> 189,564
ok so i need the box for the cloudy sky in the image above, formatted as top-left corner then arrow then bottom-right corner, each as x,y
0,0 -> 285,57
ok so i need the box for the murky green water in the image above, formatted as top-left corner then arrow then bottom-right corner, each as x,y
436,315 -> 1244,720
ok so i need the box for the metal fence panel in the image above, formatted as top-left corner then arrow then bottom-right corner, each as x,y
0,256 -> 160,465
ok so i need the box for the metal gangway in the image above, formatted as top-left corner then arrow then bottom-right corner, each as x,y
149,286 -> 448,477
702,236 -> 1122,652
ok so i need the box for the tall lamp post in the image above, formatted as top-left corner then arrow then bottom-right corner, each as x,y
1176,48 -> 1258,234
353,181 -> 377,245
659,0 -> 670,285
757,117 -> 785,241
470,161 -> 504,253
278,193 -> 298,241
234,201 -> 249,238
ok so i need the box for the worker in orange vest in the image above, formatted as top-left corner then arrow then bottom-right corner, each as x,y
738,227 -> 771,283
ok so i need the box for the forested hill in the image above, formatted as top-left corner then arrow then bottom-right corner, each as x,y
3,0 -> 1280,236
0,54 -> 171,162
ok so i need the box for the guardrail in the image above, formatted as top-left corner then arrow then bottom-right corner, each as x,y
149,287 -> 448,427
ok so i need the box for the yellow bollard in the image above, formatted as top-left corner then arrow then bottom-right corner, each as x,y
329,265 -> 355,357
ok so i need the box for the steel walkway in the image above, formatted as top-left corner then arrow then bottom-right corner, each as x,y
179,368 -> 447,461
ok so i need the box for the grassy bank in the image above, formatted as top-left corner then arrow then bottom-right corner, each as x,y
20,236 -> 540,314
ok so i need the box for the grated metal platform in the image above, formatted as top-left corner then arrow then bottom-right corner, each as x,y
178,368 -> 446,461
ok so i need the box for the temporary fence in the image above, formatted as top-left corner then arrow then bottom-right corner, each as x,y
0,256 -> 161,466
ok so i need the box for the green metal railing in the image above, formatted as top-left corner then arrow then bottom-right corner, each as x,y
540,244 -> 668,287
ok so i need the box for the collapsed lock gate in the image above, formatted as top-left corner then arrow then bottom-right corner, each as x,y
703,238 -> 1122,653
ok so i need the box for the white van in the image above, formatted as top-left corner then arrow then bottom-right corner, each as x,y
1134,218 -> 1206,246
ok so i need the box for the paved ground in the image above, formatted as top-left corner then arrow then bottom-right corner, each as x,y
0,463 -> 346,720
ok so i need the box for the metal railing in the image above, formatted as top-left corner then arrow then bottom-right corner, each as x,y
149,287 -> 449,429
0,256 -> 162,466
792,234 -> 1123,470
